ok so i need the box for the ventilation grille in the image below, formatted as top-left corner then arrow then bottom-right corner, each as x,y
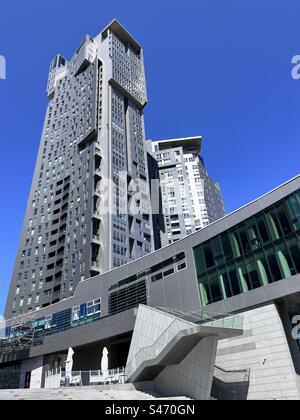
108,279 -> 147,316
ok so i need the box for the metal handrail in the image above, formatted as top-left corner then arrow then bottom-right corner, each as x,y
214,364 -> 251,382
155,306 -> 235,323
154,307 -> 244,328
45,368 -> 127,388
157,308 -> 216,324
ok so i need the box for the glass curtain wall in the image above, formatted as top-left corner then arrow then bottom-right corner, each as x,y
194,190 -> 300,306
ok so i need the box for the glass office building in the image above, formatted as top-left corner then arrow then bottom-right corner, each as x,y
194,189 -> 300,305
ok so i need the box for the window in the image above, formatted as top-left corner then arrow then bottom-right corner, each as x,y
204,244 -> 214,268
45,315 -> 52,329
208,273 -> 222,303
72,306 -> 80,322
267,253 -> 282,281
256,216 -> 269,243
86,299 -> 101,316
163,268 -> 175,277
178,262 -> 187,271
290,244 -> 300,272
194,191 -> 300,305
151,272 -> 163,283
276,204 -> 292,235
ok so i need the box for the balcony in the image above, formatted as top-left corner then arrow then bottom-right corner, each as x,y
95,146 -> 102,157
91,260 -> 100,272
62,193 -> 70,203
51,290 -> 61,303
94,188 -> 101,197
56,249 -> 65,258
53,199 -> 62,209
144,245 -> 151,254
46,255 -> 56,265
143,221 -> 151,232
94,167 -> 102,178
93,210 -> 101,220
53,275 -> 62,286
92,234 -> 100,244
55,269 -> 63,278
61,202 -> 68,211
50,229 -> 59,239
46,263 -> 55,273
56,258 -> 64,269
59,226 -> 67,235
45,275 -> 54,284
60,212 -> 68,223
48,242 -> 58,252
55,189 -> 63,198
58,234 -> 66,244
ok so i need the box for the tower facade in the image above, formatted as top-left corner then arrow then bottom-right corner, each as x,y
5,20 -> 153,318
150,137 -> 225,246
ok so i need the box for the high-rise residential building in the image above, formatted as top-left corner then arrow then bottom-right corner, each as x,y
5,20 -> 153,318
149,137 -> 225,247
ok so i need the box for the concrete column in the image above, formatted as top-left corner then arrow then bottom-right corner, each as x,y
219,274 -> 227,300
265,213 -> 280,240
237,267 -> 249,293
229,233 -> 241,258
256,260 -> 269,286
277,251 -> 292,279
199,283 -> 208,306
154,335 -> 218,400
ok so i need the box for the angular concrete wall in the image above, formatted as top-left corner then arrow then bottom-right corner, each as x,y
214,304 -> 300,400
127,306 -> 219,399
154,335 -> 218,400
127,305 -> 191,366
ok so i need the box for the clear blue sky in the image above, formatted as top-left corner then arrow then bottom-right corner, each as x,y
0,0 -> 300,314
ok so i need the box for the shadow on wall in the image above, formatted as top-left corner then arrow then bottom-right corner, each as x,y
211,365 -> 250,401
0,364 -> 21,389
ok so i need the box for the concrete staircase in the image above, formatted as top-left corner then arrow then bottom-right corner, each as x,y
125,307 -> 243,384
0,385 -> 192,400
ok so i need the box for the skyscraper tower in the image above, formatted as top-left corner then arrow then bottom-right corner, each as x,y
5,20 -> 153,318
150,137 -> 225,247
